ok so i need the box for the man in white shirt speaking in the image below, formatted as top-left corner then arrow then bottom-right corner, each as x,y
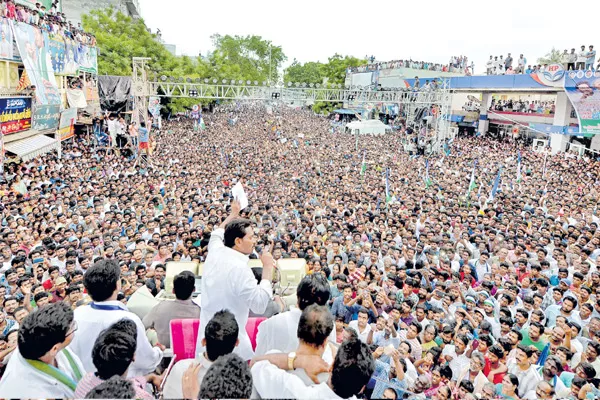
197,200 -> 275,361
255,273 -> 336,357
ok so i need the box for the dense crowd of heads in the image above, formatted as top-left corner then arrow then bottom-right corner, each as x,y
0,101 -> 599,398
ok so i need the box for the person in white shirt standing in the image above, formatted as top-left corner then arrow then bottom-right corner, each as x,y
348,307 -> 372,343
252,336 -> 375,399
197,200 -> 275,361
70,259 -> 163,377
0,302 -> 85,398
576,45 -> 588,70
255,273 -> 337,357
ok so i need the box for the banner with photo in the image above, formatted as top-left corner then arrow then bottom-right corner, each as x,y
148,96 -> 161,119
10,21 -> 60,105
0,18 -> 20,61
48,37 -> 98,76
58,107 -> 77,141
0,97 -> 32,135
564,70 -> 600,136
32,104 -> 61,131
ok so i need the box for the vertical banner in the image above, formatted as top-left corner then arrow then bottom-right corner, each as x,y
0,132 -> 4,176
148,96 -> 161,119
57,107 -> 77,141
0,97 -> 32,135
564,70 -> 600,136
32,104 -> 61,131
10,21 -> 60,105
0,18 -> 19,61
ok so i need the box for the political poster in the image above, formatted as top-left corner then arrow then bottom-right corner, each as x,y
32,104 -> 60,131
148,96 -> 161,119
0,18 -> 19,61
57,107 -> 77,141
564,70 -> 600,136
10,21 -> 60,105
0,97 -> 32,135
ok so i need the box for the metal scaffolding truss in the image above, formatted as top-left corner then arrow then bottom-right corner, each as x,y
148,80 -> 417,104
130,57 -> 453,154
396,79 -> 453,154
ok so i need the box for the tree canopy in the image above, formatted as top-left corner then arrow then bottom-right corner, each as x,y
285,54 -> 366,114
83,8 -> 364,114
537,48 -> 563,65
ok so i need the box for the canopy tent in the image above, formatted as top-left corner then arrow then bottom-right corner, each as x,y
345,119 -> 391,135
4,134 -> 60,161
333,109 -> 364,115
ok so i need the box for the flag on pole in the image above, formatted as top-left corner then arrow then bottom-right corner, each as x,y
542,152 -> 548,178
424,160 -> 433,188
385,168 -> 391,202
466,160 -> 477,197
360,150 -> 367,176
516,151 -> 522,182
490,167 -> 502,200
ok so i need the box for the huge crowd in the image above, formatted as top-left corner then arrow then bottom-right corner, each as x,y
0,102 -> 599,399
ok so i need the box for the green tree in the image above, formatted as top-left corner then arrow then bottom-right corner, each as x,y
284,59 -> 325,84
208,34 -> 287,83
82,8 -> 180,76
537,48 -> 563,65
284,54 -> 366,115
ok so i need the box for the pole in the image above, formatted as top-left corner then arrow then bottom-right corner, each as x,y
269,44 -> 272,85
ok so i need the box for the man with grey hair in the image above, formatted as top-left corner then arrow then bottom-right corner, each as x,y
455,352 -> 487,395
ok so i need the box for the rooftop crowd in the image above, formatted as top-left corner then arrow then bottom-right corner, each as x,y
486,47 -> 597,76
0,0 -> 96,46
0,102 -> 599,399
349,56 -> 470,75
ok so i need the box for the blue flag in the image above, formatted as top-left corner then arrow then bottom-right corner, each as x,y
490,167 -> 502,200
385,168 -> 391,202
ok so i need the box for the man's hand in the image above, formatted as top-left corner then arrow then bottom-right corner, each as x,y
219,199 -> 242,229
373,347 -> 384,359
260,251 -> 275,281
154,342 -> 166,351
182,363 -> 201,399
230,199 -> 241,217
295,355 -> 330,384
146,373 -> 164,388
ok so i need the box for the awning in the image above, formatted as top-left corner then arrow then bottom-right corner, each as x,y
333,109 -> 364,115
4,134 -> 60,161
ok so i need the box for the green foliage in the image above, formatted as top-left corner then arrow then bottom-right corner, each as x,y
82,8 -> 178,76
537,48 -> 563,65
285,54 -> 366,115
83,8 -> 364,114
209,34 -> 287,83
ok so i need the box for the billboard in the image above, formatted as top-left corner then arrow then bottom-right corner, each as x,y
0,97 -> 32,135
47,37 -> 98,76
564,70 -> 600,136
32,104 -> 61,131
58,107 -> 77,141
11,21 -> 60,105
